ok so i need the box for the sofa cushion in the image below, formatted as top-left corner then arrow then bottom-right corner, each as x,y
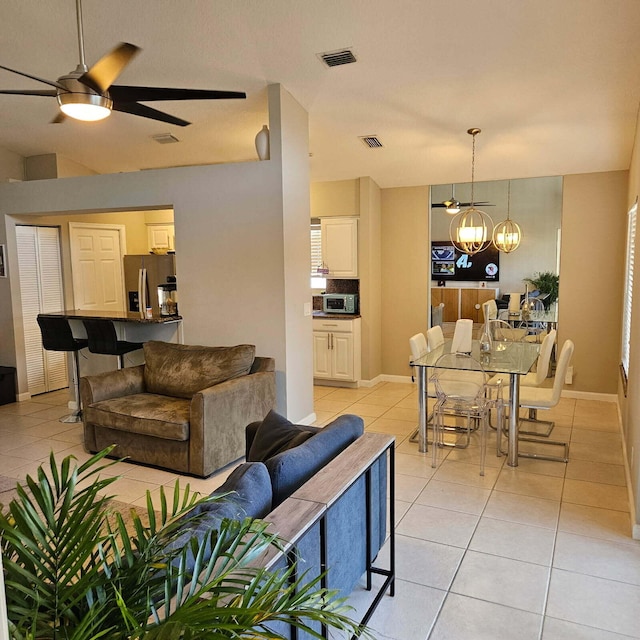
85,393 -> 190,440
262,413 -> 365,507
163,462 -> 272,572
143,341 -> 255,399
247,410 -> 314,462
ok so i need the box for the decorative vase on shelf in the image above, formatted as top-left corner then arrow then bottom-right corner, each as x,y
255,124 -> 270,161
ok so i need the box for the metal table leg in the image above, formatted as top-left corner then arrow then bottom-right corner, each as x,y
418,366 -> 427,454
507,373 -> 520,467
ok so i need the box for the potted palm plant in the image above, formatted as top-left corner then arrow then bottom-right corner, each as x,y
0,448 -> 370,640
524,271 -> 559,308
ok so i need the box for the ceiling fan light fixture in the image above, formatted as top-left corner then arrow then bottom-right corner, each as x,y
58,92 -> 112,121
445,200 -> 461,214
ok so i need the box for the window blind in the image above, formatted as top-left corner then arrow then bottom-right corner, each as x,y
621,203 -> 637,381
310,221 -> 322,277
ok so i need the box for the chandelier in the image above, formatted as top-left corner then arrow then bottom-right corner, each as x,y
492,180 -> 522,253
449,129 -> 494,255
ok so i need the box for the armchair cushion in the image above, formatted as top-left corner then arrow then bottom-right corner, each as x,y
247,409 -> 314,462
143,341 -> 255,399
85,393 -> 190,440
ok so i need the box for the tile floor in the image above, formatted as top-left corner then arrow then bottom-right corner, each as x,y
0,383 -> 639,639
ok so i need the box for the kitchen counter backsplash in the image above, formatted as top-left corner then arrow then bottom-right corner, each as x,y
313,279 -> 360,311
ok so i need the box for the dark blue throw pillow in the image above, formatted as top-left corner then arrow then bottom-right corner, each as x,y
247,410 -> 314,462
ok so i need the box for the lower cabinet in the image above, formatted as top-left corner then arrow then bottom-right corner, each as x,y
313,318 -> 361,382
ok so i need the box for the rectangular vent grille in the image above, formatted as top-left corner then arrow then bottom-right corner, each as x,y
318,49 -> 357,67
152,133 -> 180,144
359,135 -> 384,148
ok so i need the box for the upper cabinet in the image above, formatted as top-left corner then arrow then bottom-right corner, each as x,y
321,217 -> 358,278
147,223 -> 175,252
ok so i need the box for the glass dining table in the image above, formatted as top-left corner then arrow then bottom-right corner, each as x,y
411,339 -> 540,467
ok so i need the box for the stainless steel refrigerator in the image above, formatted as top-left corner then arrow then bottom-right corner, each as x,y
123,254 -> 176,316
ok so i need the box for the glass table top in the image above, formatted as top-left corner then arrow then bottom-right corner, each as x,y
411,340 -> 540,376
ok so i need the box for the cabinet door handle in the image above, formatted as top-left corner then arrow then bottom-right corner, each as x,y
330,333 -> 334,350
327,333 -> 331,350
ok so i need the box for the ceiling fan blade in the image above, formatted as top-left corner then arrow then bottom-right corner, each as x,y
109,85 -> 246,102
50,112 -> 66,124
0,64 -> 67,91
432,201 -> 494,208
79,43 -> 141,94
0,89 -> 57,96
113,101 -> 190,126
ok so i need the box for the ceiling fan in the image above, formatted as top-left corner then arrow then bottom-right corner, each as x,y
0,0 -> 246,126
432,184 -> 493,213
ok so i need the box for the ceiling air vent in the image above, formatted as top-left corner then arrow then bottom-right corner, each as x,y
318,48 -> 357,68
359,135 -> 384,149
151,133 -> 180,144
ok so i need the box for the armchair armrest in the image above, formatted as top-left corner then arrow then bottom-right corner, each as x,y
80,365 -> 145,407
189,369 -> 276,477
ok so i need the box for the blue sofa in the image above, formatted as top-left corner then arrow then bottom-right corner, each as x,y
168,410 -> 389,638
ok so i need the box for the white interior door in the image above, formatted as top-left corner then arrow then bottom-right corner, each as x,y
16,225 -> 67,395
69,223 -> 126,311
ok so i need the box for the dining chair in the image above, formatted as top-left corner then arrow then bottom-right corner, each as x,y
481,299 -> 498,326
519,297 -> 546,343
497,338 -> 574,463
451,318 -> 473,354
409,332 -> 437,443
431,352 -> 499,475
488,319 -> 526,344
427,325 -> 445,351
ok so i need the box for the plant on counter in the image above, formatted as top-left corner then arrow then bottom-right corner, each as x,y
0,448 -> 370,640
524,271 -> 559,307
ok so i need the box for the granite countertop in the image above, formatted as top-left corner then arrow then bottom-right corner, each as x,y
312,311 -> 361,319
38,310 -> 183,324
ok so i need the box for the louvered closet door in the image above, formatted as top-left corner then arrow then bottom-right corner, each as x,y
16,226 -> 67,395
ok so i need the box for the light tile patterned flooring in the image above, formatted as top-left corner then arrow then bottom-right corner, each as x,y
0,383 -> 639,639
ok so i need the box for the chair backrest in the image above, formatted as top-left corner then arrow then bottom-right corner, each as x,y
427,325 -> 445,351
488,319 -> 525,343
482,299 -> 498,325
549,339 -> 574,406
37,316 -> 77,352
432,352 -> 487,402
409,333 -> 428,361
451,319 -> 473,354
532,329 -> 557,385
83,319 -> 119,355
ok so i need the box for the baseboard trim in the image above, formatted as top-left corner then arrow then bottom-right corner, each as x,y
377,374 -> 414,385
561,390 -> 618,402
297,412 -> 316,426
17,392 -> 31,402
616,400 -> 639,540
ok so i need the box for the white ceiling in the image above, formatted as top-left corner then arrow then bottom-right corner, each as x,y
1,0 -> 640,188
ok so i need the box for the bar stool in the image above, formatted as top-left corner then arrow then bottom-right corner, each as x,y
82,319 -> 143,369
36,315 -> 88,423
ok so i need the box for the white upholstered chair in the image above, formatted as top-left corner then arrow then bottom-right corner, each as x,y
497,338 -> 574,463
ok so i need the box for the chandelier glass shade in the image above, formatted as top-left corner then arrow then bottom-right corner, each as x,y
450,206 -> 494,255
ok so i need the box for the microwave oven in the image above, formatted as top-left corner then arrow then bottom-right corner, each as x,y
322,293 -> 358,314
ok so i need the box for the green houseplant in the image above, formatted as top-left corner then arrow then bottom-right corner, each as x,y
524,271 -> 559,307
0,449 -> 370,640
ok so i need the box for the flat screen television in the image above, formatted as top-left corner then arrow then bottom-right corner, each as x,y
431,241 -> 500,282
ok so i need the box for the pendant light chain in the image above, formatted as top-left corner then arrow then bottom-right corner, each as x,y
470,132 -> 476,206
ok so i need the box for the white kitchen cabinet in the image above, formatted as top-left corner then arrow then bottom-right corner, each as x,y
313,317 -> 361,383
147,224 -> 175,252
321,217 -> 358,278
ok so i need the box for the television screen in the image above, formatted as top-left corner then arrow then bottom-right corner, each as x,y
431,241 -> 500,281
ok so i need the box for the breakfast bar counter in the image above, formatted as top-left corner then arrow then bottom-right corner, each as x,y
39,310 -> 183,376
